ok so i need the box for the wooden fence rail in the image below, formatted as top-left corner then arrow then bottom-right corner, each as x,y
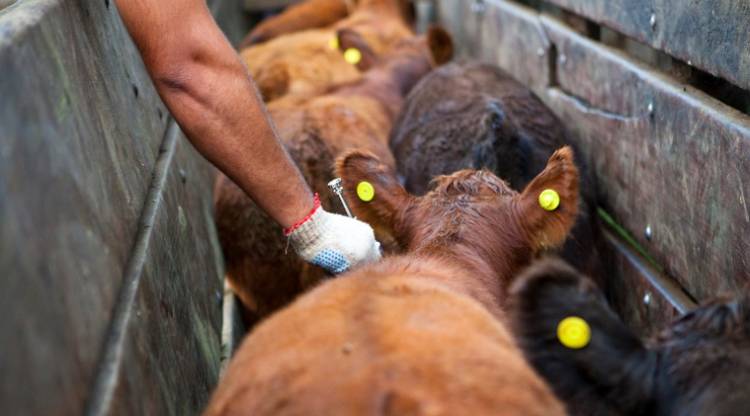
0,0 -> 248,414
437,0 -> 750,335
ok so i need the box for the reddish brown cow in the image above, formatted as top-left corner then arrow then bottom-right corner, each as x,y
215,27 -> 453,324
240,0 -> 415,47
390,61 -> 606,287
510,258 -> 750,416
240,0 -> 414,101
203,148 -> 579,416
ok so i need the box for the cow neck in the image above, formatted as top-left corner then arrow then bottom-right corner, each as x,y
407,239 -> 530,317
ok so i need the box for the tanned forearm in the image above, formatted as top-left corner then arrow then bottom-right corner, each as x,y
114,0 -> 313,228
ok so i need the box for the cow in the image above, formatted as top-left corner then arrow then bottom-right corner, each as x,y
389,61 -> 607,288
510,258 -> 750,416
214,26 -> 453,325
203,147 -> 580,416
240,0 -> 415,47
240,0 -> 414,101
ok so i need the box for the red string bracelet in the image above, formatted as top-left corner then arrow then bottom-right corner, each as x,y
283,193 -> 321,236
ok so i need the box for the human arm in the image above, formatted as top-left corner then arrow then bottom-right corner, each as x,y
114,0 -> 380,271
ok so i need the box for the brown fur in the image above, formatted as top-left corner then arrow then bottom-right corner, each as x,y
338,146 -> 579,316
389,61 -> 607,287
240,0 -> 414,101
204,149 -> 579,416
215,28 -> 453,324
240,0 -> 415,47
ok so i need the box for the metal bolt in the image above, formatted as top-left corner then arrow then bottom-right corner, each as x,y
471,0 -> 486,14
328,178 -> 353,217
647,102 -> 654,116
215,290 -> 223,308
645,224 -> 653,241
649,13 -> 656,29
643,292 -> 652,305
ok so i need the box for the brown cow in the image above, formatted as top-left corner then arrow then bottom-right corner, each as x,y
215,27 -> 453,324
389,61 -> 607,288
510,258 -> 750,416
203,148 -> 579,416
240,0 -> 415,47
240,0 -> 414,101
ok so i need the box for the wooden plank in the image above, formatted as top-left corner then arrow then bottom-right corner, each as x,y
0,0 -> 16,12
541,0 -> 750,91
1,0 -> 235,413
438,0 -> 750,306
212,0 -> 254,45
106,138 -> 224,416
0,0 -> 169,414
603,227 -> 693,338
436,0 -> 551,93
542,15 -> 750,301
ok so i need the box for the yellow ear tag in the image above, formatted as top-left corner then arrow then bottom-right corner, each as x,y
328,37 -> 339,50
344,48 -> 362,65
557,316 -> 591,349
538,189 -> 561,211
356,181 -> 375,202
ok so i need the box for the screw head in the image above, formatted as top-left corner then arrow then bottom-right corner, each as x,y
649,13 -> 656,28
643,292 -> 652,305
215,290 -> 223,307
647,102 -> 654,116
471,0 -> 486,13
645,224 -> 653,241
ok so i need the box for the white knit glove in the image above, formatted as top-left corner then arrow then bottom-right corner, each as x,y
287,203 -> 381,275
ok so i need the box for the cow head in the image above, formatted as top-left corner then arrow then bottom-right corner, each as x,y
509,258 -> 750,416
336,146 -> 579,289
335,24 -> 453,72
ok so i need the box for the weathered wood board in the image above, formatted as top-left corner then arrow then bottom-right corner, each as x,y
0,0 -> 232,414
437,0 -> 750,330
106,137 -> 224,416
603,228 -> 692,337
543,16 -> 750,302
0,1 -> 168,414
542,0 -> 750,91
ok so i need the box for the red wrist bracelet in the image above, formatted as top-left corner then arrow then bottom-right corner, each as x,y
283,193 -> 321,236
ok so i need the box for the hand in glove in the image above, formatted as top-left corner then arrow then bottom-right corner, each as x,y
285,194 -> 381,274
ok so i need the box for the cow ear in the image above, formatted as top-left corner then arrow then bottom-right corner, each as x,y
336,151 -> 415,245
336,28 -> 377,71
251,60 -> 290,102
508,258 -> 658,415
515,146 -> 579,251
426,25 -> 454,65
